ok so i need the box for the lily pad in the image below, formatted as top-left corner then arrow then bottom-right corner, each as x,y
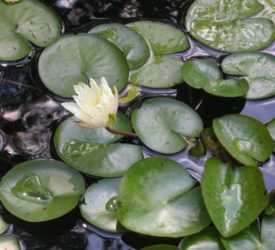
267,118 -> 275,152
89,23 -> 150,69
0,159 -> 85,222
185,0 -> 275,52
0,235 -> 20,250
0,0 -> 61,61
117,157 -> 211,237
201,157 -> 268,237
0,216 -> 9,235
222,52 -> 275,99
80,178 -> 122,233
182,58 -> 249,97
54,114 -> 143,177
213,114 -> 273,166
127,21 -> 189,55
129,55 -> 184,88
265,191 -> 275,215
179,228 -> 224,250
132,97 -> 203,154
38,34 -> 129,98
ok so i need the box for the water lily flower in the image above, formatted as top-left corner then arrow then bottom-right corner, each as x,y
62,77 -> 118,128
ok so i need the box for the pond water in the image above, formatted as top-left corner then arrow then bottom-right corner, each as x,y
0,0 -> 274,249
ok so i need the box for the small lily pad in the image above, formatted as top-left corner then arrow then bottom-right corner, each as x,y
213,114 -> 273,166
0,0 -> 61,61
185,0 -> 275,52
117,157 -> 211,237
54,114 -> 143,177
179,228 -> 224,250
201,157 -> 268,237
89,23 -> 150,69
0,159 -> 85,222
127,21 -> 189,55
129,55 -> 184,88
38,34 -> 129,98
267,118 -> 275,152
182,58 -> 249,97
132,97 -> 203,154
0,235 -> 20,250
80,178 -> 122,233
222,52 -> 275,99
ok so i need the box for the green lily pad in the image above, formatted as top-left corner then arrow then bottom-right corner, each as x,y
265,191 -> 275,215
117,157 -> 211,237
201,157 -> 268,237
213,114 -> 273,166
185,0 -> 275,52
129,55 -> 184,88
179,228 -> 224,250
222,52 -> 275,99
142,245 -> 179,250
182,58 -> 249,97
0,216 -> 9,235
0,235 -> 20,250
80,178 -> 122,233
267,118 -> 275,152
254,0 -> 275,25
54,114 -> 143,177
0,0 -> 61,61
127,21 -> 189,55
38,34 -> 129,98
0,159 -> 85,222
132,97 -> 203,154
89,23 -> 150,69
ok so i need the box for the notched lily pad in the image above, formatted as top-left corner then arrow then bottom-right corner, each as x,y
89,23 -> 150,69
132,97 -> 203,154
0,0 -> 61,61
185,0 -> 275,52
80,178 -> 123,233
201,157 -> 268,237
222,52 -> 275,99
127,21 -> 189,55
117,157 -> 211,237
0,159 -> 85,222
213,114 -> 273,166
54,114 -> 143,177
38,34 -> 129,98
182,58 -> 249,97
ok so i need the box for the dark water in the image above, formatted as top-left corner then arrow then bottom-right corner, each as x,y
0,0 -> 274,249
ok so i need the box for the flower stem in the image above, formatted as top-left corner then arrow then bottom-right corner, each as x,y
105,127 -> 136,137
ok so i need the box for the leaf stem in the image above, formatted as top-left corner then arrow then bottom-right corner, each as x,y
105,127 -> 136,137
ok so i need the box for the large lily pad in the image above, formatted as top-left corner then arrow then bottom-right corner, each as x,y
222,52 -> 275,99
129,55 -> 184,88
267,118 -> 275,152
0,0 -> 61,61
201,157 -> 268,237
89,23 -> 150,69
185,0 -> 275,52
38,34 -> 129,98
182,58 -> 249,97
54,114 -> 143,177
0,159 -> 85,222
117,157 -> 211,237
127,21 -> 189,55
132,97 -> 203,154
213,114 -> 273,166
80,178 -> 122,233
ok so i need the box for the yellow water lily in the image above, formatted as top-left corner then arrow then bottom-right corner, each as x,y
62,77 -> 118,128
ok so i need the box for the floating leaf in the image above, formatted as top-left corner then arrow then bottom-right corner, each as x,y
80,178 -> 123,233
38,34 -> 129,98
89,23 -> 150,69
132,97 -> 203,154
185,0 -> 275,52
117,157 -> 211,237
54,114 -> 143,177
213,114 -> 273,166
182,59 -> 249,97
0,234 -> 20,250
265,191 -> 275,215
179,228 -> 224,250
0,160 -> 85,222
267,118 -> 275,153
222,52 -> 275,99
0,216 -> 9,235
201,157 -> 268,237
0,0 -> 61,61
129,55 -> 184,88
127,21 -> 189,55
